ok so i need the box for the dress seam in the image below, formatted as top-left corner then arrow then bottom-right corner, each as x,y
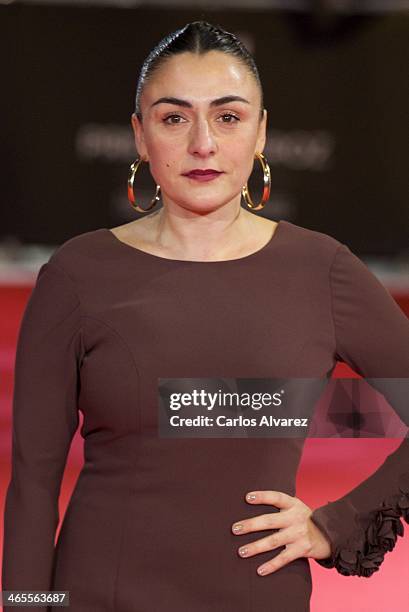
328,243 -> 345,362
33,285 -> 142,606
46,259 -> 83,312
78,314 -> 142,610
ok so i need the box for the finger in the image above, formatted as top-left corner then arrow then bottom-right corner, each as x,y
256,543 -> 301,577
245,490 -> 296,510
232,510 -> 292,535
237,526 -> 299,559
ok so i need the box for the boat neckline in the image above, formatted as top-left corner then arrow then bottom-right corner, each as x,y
102,219 -> 288,264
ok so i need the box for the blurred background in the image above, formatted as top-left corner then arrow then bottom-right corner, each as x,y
1,1 -> 408,610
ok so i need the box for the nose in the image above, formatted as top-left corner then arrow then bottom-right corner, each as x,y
187,118 -> 217,157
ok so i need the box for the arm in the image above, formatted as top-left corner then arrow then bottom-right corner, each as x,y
310,243 -> 409,577
1,260 -> 84,610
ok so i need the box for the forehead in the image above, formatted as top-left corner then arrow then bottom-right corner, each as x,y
143,51 -> 256,100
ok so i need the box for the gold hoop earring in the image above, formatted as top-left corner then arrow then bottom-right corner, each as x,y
242,151 -> 271,211
127,157 -> 161,213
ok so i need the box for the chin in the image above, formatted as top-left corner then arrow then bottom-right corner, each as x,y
177,198 -> 227,214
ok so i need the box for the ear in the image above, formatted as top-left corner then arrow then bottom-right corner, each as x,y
255,108 -> 267,154
131,112 -> 148,160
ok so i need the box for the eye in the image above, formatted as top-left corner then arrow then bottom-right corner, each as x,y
162,112 -> 240,125
163,114 -> 186,125
219,113 -> 240,124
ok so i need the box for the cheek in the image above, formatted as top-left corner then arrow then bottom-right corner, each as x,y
146,142 -> 177,173
225,139 -> 255,165
148,156 -> 182,189
227,149 -> 255,184
144,128 -> 177,160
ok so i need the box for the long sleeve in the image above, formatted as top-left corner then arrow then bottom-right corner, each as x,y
310,243 -> 409,577
1,260 -> 84,610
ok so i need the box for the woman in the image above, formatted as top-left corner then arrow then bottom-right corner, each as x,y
2,20 -> 409,612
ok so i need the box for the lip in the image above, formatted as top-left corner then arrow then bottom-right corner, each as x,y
182,169 -> 224,182
183,171 -> 223,182
183,169 -> 223,176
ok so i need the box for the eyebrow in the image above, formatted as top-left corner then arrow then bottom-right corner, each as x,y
150,95 -> 250,109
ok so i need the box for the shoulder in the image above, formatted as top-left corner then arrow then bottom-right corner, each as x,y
281,220 -> 344,261
46,228 -> 107,273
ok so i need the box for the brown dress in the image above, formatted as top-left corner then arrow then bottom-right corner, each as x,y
2,220 -> 409,611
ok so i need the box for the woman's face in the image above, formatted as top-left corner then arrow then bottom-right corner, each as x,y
131,50 -> 267,214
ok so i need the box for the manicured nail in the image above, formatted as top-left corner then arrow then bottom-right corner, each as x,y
247,493 -> 256,501
257,566 -> 267,575
239,547 -> 248,556
232,524 -> 243,533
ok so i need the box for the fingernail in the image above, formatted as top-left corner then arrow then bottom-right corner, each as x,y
247,493 -> 256,501
239,547 -> 248,556
232,524 -> 243,533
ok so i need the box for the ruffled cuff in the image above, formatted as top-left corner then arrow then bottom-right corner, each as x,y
310,471 -> 409,577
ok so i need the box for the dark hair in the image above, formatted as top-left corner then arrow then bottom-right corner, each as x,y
134,21 -> 264,123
